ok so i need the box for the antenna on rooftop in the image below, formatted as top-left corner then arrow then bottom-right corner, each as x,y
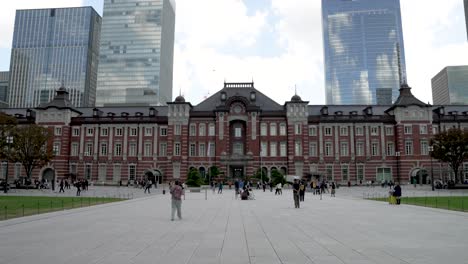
396,42 -> 407,85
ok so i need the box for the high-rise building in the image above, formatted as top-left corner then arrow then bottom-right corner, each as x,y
0,72 -> 8,106
322,0 -> 407,105
8,7 -> 101,108
432,66 -> 468,105
96,0 -> 176,106
465,0 -> 468,40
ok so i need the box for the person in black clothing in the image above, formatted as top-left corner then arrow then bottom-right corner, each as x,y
292,179 -> 300,208
144,180 -> 152,194
393,183 -> 402,205
59,179 -> 65,193
75,181 -> 81,196
331,182 -> 336,197
299,181 -> 306,201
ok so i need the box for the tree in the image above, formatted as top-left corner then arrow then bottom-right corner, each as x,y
430,128 -> 468,183
186,168 -> 203,187
270,169 -> 286,186
11,124 -> 54,179
0,112 -> 17,160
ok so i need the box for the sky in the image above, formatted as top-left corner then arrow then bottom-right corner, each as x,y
0,0 -> 467,106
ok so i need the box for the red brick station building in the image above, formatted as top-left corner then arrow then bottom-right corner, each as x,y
2,82 -> 468,185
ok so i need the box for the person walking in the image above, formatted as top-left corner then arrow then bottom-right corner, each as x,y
292,179 -> 300,208
59,179 -> 65,193
299,181 -> 306,201
75,181 -> 81,196
218,181 -> 223,194
170,181 -> 183,221
331,182 -> 336,197
144,180 -> 151,194
393,183 -> 402,205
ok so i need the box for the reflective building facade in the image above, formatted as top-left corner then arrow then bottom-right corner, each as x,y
465,0 -> 468,40
8,7 -> 101,108
0,72 -> 8,105
96,0 -> 175,106
432,66 -> 468,105
322,0 -> 407,105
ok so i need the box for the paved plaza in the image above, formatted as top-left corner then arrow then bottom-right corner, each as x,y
1,187 -> 468,264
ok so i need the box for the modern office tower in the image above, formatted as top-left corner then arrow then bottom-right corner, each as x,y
0,72 -> 8,105
432,66 -> 468,105
96,0 -> 176,106
8,7 -> 101,108
465,0 -> 468,40
322,0 -> 407,105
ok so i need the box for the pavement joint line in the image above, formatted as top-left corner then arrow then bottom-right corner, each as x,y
217,198 -> 232,261
240,202 -> 253,264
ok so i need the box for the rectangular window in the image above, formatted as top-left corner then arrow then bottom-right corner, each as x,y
199,124 -> 206,136
101,143 -> 108,156
174,124 -> 181,135
385,127 -> 394,136
377,168 -> 392,182
420,141 -> 429,155
280,142 -> 287,157
371,127 -> 379,136
356,142 -> 364,156
356,127 -> 363,136
340,127 -> 348,136
261,142 -> 267,157
371,142 -> 379,156
341,165 -> 349,181
279,123 -> 286,136
115,143 -> 122,156
309,142 -> 317,157
270,123 -> 277,136
295,124 -> 302,135
261,123 -> 267,136
72,128 -> 80,136
404,125 -> 412,135
85,143 -> 93,156
357,164 -> 364,181
101,128 -> 108,136
233,143 -> 243,155
71,143 -> 79,156
419,125 -> 428,134
199,143 -> 206,157
70,164 -> 77,175
270,142 -> 277,157
113,164 -> 121,182
85,164 -> 92,180
160,127 -> 167,136
143,143 -> 151,157
53,142 -> 60,155
326,165 -> 333,181
235,127 -> 242,138
54,127 -> 62,136
405,141 -> 413,155
87,128 -> 94,136
129,165 -> 136,181
189,143 -> 196,156
386,142 -> 394,156
174,142 -> 181,156
129,143 -> 137,156
295,140 -> 302,156
209,124 -> 215,136
341,142 -> 348,156
116,128 -> 123,136
1,162 -> 6,178
190,124 -> 196,136
309,126 -> 317,136
433,126 -> 439,135
15,163 -> 21,178
325,142 -> 332,156
98,164 -> 107,182
209,142 -> 215,157
324,127 -> 332,136
130,128 -> 138,136
145,128 -> 152,136
159,142 -> 167,156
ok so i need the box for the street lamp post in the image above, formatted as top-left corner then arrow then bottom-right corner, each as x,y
428,146 -> 434,191
395,151 -> 401,184
4,136 -> 13,194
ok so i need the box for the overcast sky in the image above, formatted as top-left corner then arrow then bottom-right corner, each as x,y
0,0 -> 467,105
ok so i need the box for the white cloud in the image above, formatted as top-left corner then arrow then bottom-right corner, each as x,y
0,1 -> 83,48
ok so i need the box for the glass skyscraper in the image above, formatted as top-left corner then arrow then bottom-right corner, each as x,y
322,0 -> 407,105
0,72 -> 8,105
432,66 -> 468,105
465,0 -> 468,40
8,7 -> 101,108
96,0 -> 175,106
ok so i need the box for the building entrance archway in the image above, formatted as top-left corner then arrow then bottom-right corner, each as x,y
410,168 -> 429,184
42,168 -> 55,190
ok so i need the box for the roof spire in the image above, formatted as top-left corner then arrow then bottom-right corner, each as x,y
396,42 -> 407,85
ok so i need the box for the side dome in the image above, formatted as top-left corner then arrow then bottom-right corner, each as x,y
291,94 -> 302,102
175,95 -> 185,103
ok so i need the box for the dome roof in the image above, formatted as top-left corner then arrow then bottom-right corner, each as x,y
291,94 -> 302,102
175,95 -> 185,103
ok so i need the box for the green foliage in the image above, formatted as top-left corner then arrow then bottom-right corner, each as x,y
11,125 -> 55,179
270,169 -> 286,186
186,168 -> 203,187
0,112 -> 17,160
431,128 -> 468,183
